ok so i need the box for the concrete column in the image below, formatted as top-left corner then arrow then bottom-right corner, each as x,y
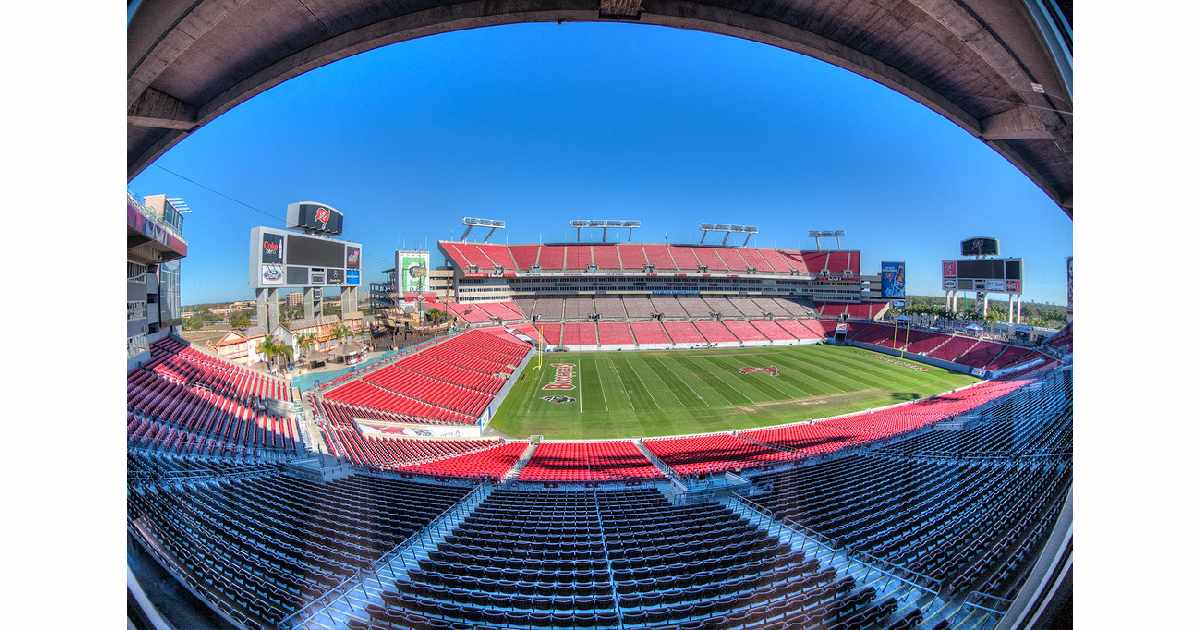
303,287 -> 317,320
1017,296 -> 1023,324
1007,294 -> 1015,324
340,286 -> 358,318
256,289 -> 269,330
981,293 -> 989,318
257,288 -> 280,331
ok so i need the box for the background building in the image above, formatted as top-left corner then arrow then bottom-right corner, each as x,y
127,192 -> 187,369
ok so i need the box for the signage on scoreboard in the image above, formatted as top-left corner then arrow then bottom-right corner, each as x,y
942,260 -> 957,278
985,279 -> 1006,292
880,261 -> 906,299
261,233 -> 284,264
1006,279 -> 1022,293
261,264 -> 283,285
960,237 -> 1000,257
943,279 -> 957,290
287,201 -> 344,235
250,226 -> 361,289
346,269 -> 360,285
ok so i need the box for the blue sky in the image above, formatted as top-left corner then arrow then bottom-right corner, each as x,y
128,22 -> 1071,306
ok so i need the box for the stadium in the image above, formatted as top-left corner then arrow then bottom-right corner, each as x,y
124,2 -> 1073,630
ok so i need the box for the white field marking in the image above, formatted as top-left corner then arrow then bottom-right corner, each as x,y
624,357 -> 673,410
577,358 -> 583,414
589,357 -> 609,412
615,355 -> 662,411
659,356 -> 706,403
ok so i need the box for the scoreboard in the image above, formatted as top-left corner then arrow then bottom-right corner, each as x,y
249,226 -> 362,289
942,257 -> 1023,294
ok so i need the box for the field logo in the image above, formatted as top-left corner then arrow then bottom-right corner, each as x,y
543,363 -> 575,390
542,395 -> 576,405
739,366 -> 780,377
315,207 -> 331,227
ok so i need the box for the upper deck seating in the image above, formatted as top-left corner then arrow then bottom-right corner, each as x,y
592,245 -> 622,270
564,245 -> 592,271
508,244 -> 541,271
616,244 -> 647,269
641,244 -> 677,271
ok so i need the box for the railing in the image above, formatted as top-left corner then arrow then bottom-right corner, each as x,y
285,480 -> 490,629
127,191 -> 185,240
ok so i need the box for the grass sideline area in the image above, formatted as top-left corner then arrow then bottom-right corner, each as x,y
488,344 -> 978,439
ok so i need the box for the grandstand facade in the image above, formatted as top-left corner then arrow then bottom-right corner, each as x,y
127,192 -> 187,369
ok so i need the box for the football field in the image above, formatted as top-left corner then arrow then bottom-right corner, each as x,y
488,344 -> 977,439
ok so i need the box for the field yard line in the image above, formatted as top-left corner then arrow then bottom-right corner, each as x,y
627,358 -> 685,408
590,357 -> 609,412
577,357 -> 584,414
768,353 -> 854,393
642,356 -> 706,407
819,346 -> 937,391
598,356 -> 634,413
615,356 -> 663,411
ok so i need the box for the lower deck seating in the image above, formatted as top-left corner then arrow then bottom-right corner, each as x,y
394,441 -> 528,481
662,321 -> 705,345
562,321 -> 598,346
694,320 -> 738,343
724,319 -> 769,342
629,320 -> 670,345
128,455 -> 471,627
519,441 -> 663,482
596,322 -> 635,345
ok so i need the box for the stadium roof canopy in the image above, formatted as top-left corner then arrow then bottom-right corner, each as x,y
128,0 -> 1072,216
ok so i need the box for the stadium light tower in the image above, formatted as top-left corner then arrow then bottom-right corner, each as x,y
569,219 -> 641,242
460,217 -> 506,242
808,230 -> 845,250
699,223 -> 759,247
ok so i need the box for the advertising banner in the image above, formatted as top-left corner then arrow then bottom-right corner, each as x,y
942,260 -> 957,278
346,246 -> 361,269
1006,279 -> 1022,293
880,261 -> 906,299
396,250 -> 431,294
261,264 -> 283,285
327,268 -> 345,284
346,269 -> 360,285
985,279 -> 1006,292
943,279 -> 957,290
261,233 -> 284,264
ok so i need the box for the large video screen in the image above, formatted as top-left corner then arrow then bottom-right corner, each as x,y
287,234 -> 345,267
961,237 -> 1000,257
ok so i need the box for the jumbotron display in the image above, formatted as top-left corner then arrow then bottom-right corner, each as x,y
943,257 -> 1024,294
248,226 -> 362,288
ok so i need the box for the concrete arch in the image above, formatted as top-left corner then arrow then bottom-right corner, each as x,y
128,0 -> 1072,214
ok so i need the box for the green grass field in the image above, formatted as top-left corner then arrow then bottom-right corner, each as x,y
488,344 -> 977,439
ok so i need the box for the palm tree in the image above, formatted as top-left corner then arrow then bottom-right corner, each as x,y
257,336 -> 294,373
333,323 -> 351,342
297,333 -> 316,358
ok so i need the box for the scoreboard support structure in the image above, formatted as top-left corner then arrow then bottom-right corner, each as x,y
255,288 -> 281,332
942,242 -> 1024,325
